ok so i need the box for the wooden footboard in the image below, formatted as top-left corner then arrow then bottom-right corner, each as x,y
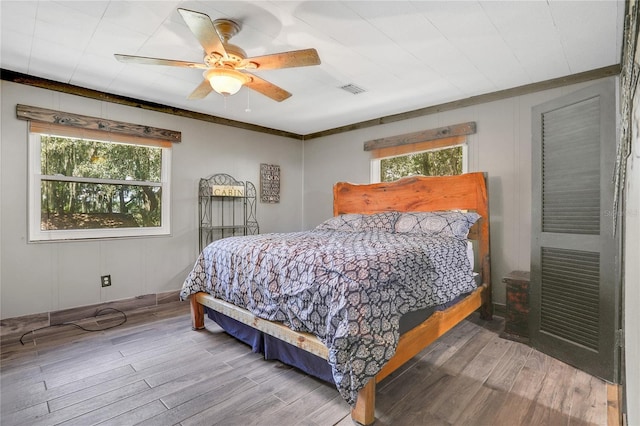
189,283 -> 488,425
189,291 -> 329,358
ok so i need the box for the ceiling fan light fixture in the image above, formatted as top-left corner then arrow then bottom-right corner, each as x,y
204,68 -> 249,96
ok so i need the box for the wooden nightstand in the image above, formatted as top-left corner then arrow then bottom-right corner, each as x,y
501,270 -> 531,343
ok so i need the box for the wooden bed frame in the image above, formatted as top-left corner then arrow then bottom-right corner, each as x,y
189,172 -> 491,425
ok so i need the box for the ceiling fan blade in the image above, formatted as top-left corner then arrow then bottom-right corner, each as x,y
244,73 -> 291,102
188,79 -> 213,100
245,48 -> 321,71
178,8 -> 227,57
114,54 -> 206,69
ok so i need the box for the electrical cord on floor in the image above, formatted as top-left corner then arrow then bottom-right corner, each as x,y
19,307 -> 127,345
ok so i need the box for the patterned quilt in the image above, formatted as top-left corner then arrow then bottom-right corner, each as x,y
180,229 -> 477,405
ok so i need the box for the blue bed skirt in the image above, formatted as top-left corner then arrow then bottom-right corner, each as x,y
206,308 -> 336,384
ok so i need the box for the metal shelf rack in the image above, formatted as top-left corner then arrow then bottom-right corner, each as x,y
198,173 -> 258,251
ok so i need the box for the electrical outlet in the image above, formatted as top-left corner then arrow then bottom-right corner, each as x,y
101,275 -> 112,287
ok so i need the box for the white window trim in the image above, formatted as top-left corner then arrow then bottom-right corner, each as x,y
371,143 -> 468,183
370,158 -> 381,183
28,133 -> 171,242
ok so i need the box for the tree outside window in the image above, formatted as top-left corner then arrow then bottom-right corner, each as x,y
380,145 -> 464,182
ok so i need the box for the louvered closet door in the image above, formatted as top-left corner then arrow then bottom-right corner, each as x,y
531,79 -> 620,382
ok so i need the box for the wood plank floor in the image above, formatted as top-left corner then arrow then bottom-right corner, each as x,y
1,302 -> 612,425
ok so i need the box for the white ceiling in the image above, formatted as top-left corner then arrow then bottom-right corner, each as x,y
1,1 -> 625,136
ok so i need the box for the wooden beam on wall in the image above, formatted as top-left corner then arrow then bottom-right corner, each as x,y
17,104 -> 182,143
369,135 -> 467,159
364,122 -> 476,152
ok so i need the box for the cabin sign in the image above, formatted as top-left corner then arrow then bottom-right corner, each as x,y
210,185 -> 245,197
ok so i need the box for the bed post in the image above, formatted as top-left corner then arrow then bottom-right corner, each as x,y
478,172 -> 492,321
190,293 -> 205,330
351,379 -> 375,425
479,252 -> 493,321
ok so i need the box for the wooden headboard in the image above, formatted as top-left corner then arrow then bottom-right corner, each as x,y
333,172 -> 491,289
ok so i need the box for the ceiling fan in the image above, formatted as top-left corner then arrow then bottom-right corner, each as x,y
114,8 -> 321,102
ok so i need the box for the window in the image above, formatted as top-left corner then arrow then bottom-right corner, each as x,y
365,123 -> 474,183
371,144 -> 467,182
29,132 -> 171,241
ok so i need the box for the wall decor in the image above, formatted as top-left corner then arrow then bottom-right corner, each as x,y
260,163 -> 280,203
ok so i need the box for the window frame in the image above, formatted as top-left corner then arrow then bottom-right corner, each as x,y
28,132 -> 172,242
370,143 -> 468,183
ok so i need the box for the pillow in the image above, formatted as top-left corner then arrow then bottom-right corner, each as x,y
395,211 -> 481,238
315,214 -> 363,231
359,211 -> 400,232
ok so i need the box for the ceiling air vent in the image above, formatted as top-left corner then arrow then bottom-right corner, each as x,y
340,84 -> 366,95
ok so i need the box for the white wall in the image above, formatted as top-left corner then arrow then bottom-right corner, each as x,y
302,77 -> 616,306
0,81 -> 303,319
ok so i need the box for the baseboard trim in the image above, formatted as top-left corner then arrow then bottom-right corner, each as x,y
0,290 -> 181,343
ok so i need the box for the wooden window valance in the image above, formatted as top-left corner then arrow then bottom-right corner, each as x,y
364,122 -> 476,158
16,104 -> 181,147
